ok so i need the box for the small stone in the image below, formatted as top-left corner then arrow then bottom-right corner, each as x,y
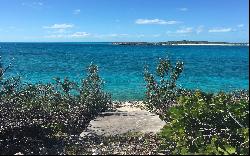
92,148 -> 100,155
14,152 -> 24,155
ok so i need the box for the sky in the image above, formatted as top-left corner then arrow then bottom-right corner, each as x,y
0,0 -> 249,42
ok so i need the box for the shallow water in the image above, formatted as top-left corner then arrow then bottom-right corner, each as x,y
0,42 -> 249,100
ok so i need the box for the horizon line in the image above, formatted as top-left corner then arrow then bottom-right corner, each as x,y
0,40 -> 249,43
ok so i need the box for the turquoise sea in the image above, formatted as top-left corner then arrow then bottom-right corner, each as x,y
0,42 -> 249,100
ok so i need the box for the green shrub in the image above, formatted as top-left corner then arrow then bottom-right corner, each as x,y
79,63 -> 112,117
143,58 -> 184,120
159,90 -> 249,155
0,57 -> 112,155
144,57 -> 249,155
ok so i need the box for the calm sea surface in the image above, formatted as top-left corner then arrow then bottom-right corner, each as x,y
0,42 -> 249,100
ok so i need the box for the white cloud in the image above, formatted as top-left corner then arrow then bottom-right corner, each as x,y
73,9 -> 81,15
135,19 -> 180,25
208,28 -> 232,32
166,26 -> 203,35
69,32 -> 90,38
176,27 -> 193,33
237,24 -> 244,28
178,8 -> 188,11
43,24 -> 74,29
196,25 -> 204,34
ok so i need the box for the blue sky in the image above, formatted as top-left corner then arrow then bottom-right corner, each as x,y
0,0 -> 249,42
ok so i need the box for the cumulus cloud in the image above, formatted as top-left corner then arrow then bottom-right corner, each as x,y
135,19 -> 180,25
166,25 -> 204,36
176,27 -> 193,33
43,24 -> 74,29
208,28 -> 232,32
73,9 -> 81,15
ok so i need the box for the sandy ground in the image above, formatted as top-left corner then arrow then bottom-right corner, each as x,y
81,101 -> 165,137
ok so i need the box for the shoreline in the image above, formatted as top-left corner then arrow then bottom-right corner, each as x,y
163,43 -> 249,46
112,41 -> 249,46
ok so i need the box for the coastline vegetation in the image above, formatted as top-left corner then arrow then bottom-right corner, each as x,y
143,58 -> 249,155
0,59 -> 112,154
0,55 -> 249,155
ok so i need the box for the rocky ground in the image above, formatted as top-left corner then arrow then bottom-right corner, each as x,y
81,101 -> 165,137
65,132 -> 169,155
13,101 -> 168,155
64,101 -> 168,155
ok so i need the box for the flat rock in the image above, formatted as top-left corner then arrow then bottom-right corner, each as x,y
81,101 -> 165,137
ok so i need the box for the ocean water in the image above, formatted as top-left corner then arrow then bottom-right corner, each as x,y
0,42 -> 249,100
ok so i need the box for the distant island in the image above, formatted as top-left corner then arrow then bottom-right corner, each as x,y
112,40 -> 249,46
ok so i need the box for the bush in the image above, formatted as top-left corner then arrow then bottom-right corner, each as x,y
143,58 -> 184,120
0,58 -> 112,155
144,58 -> 249,155
79,63 -> 112,118
159,90 -> 249,155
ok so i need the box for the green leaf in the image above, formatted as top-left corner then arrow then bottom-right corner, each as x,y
224,145 -> 236,154
218,147 -> 228,155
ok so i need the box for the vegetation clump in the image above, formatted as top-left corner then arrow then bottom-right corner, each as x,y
144,57 -> 249,155
0,57 -> 112,155
144,58 -> 185,120
64,132 -> 164,155
159,90 -> 249,155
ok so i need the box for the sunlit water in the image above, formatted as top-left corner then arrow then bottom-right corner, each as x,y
0,42 -> 249,100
